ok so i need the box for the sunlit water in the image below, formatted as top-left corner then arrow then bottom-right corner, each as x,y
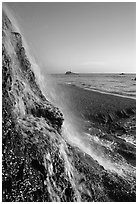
52,73 -> 136,99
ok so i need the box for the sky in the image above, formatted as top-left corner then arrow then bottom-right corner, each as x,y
5,2 -> 136,73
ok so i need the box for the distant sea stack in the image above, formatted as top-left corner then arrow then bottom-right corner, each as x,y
65,71 -> 78,75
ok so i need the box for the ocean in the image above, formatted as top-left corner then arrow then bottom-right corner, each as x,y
52,73 -> 136,99
49,72 -> 136,181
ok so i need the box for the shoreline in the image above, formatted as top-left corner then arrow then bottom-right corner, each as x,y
62,82 -> 136,100
57,84 -> 136,126
83,86 -> 136,100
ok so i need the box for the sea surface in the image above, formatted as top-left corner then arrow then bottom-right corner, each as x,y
52,73 -> 136,99
50,72 -> 136,176
43,73 -> 136,201
50,72 -> 136,148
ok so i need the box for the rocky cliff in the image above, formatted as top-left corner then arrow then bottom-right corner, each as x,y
2,9 -> 136,202
2,9 -> 77,202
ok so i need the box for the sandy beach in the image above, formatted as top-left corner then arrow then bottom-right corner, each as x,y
57,84 -> 136,123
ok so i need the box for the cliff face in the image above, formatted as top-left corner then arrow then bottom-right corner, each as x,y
2,10 -> 75,202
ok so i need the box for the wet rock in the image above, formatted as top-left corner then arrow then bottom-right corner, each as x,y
2,9 -> 65,202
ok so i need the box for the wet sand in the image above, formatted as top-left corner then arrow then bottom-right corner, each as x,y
57,84 -> 136,124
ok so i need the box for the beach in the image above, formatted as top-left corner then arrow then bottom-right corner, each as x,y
57,84 -> 135,126
56,84 -> 136,167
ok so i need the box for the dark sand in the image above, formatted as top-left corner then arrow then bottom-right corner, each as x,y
57,84 -> 136,120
